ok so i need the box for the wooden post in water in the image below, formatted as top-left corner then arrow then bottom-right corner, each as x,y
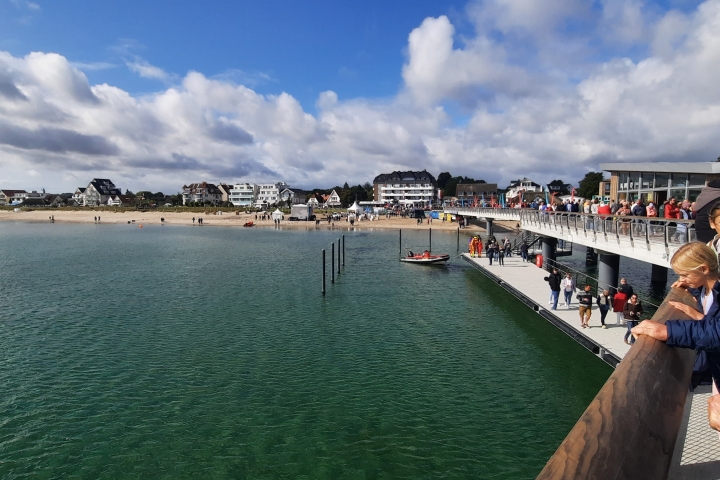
536,287 -> 698,480
337,239 -> 341,274
342,235 -> 345,266
429,227 -> 432,253
321,249 -> 326,295
399,229 -> 402,256
331,243 -> 335,283
457,227 -> 460,252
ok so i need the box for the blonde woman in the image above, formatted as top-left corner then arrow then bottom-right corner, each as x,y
632,242 -> 720,423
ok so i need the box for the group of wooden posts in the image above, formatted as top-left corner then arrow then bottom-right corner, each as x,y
321,235 -> 345,295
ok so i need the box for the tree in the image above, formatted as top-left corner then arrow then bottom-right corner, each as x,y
577,172 -> 604,199
437,172 -> 452,189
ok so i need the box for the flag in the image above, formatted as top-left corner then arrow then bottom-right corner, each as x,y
544,185 -> 550,205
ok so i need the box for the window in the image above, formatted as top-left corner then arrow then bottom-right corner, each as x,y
654,173 -> 669,189
689,174 -> 706,187
629,172 -> 640,190
670,189 -> 686,201
671,174 -> 687,188
688,189 -> 703,202
619,172 -> 629,190
640,174 -> 651,190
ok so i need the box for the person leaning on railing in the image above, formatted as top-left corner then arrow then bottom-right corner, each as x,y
632,242 -> 720,430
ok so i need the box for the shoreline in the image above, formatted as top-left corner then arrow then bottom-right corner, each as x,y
0,210 -> 486,232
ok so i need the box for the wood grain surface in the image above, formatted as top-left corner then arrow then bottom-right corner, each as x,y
536,287 -> 699,480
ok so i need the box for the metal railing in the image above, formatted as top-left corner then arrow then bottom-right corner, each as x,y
446,208 -> 696,249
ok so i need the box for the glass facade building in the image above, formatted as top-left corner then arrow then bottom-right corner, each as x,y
600,163 -> 720,204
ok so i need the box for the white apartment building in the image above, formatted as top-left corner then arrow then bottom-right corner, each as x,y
254,182 -> 287,207
229,183 -> 258,207
372,170 -> 437,206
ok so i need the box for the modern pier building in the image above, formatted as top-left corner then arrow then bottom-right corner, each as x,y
600,161 -> 720,204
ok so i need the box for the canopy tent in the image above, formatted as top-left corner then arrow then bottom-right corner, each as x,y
272,208 -> 283,221
347,201 -> 363,213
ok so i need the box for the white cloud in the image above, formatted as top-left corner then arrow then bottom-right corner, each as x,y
126,60 -> 169,81
3,1 -> 720,194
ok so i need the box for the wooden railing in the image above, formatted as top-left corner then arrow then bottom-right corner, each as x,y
536,287 -> 699,480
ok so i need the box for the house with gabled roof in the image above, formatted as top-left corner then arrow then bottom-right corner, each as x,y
84,179 -> 122,206
0,189 -> 28,206
182,182 -> 222,205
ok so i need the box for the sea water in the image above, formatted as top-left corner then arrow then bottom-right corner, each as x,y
0,223 -> 610,479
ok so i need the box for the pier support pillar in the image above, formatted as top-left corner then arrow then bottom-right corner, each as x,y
541,236 -> 557,269
585,247 -> 598,266
598,251 -> 620,294
651,264 -> 669,284
485,218 -> 494,237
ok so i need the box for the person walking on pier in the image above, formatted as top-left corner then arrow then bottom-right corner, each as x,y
488,242 -> 497,265
520,241 -> 529,262
561,272 -> 576,308
597,289 -> 613,328
544,268 -> 562,310
623,295 -> 644,344
577,285 -> 593,328
498,246 -> 504,266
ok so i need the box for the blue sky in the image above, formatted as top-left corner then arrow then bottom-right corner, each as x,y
0,0 -> 475,111
1,0 -> 719,193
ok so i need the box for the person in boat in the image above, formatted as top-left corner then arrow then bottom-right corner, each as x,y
422,250 -> 430,258
408,250 -> 414,257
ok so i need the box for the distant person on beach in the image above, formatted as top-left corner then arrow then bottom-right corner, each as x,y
94,216 -> 97,223
597,289 -> 613,329
561,272 -> 576,308
544,268 -> 561,310
192,217 -> 195,224
577,285 -> 593,328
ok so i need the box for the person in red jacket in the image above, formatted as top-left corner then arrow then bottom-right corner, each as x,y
664,197 -> 680,219
597,201 -> 611,215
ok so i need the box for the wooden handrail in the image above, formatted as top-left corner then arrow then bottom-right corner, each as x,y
536,287 -> 699,480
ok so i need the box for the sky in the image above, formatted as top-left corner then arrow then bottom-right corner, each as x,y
0,0 -> 718,194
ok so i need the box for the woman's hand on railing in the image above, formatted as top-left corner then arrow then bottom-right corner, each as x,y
668,301 -> 705,320
631,320 -> 669,341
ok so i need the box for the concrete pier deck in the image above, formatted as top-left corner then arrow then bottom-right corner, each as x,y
461,252 -> 720,478
462,253 -> 630,366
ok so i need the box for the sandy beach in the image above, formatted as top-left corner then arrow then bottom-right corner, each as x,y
0,209 -> 502,232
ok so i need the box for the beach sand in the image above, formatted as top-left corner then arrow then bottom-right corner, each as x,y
0,209 -> 510,232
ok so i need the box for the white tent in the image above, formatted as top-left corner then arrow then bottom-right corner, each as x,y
272,208 -> 284,221
347,201 -> 363,213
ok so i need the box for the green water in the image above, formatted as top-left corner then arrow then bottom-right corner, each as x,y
0,223 -> 611,479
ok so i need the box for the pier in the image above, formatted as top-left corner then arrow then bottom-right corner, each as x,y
458,234 -> 720,478
462,253 -> 628,366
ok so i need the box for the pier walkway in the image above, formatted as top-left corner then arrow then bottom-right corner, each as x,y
461,252 -> 720,478
462,253 -> 630,366
445,207 -> 695,267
